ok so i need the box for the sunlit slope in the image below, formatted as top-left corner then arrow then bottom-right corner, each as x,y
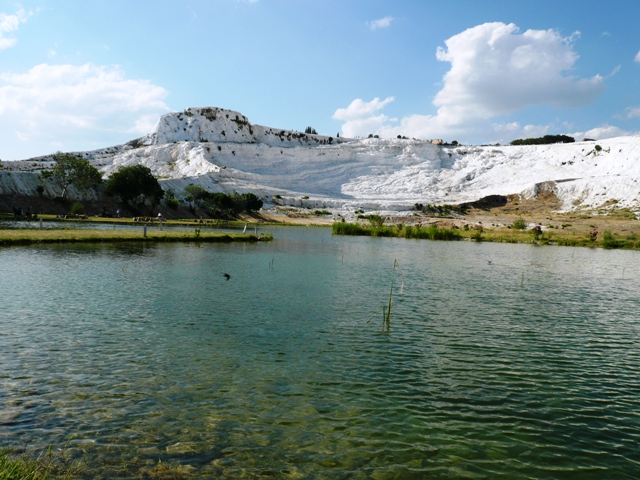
3,107 -> 640,213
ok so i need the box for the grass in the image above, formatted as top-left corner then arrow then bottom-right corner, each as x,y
333,222 -> 461,240
0,448 -> 80,479
333,221 -> 640,250
32,214 -> 317,228
0,229 -> 272,246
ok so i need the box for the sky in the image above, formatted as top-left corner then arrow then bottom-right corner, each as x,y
1,0 -> 639,160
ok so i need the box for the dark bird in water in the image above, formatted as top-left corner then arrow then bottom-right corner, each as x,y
222,273 -> 231,281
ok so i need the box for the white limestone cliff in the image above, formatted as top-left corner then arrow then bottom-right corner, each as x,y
2,107 -> 640,216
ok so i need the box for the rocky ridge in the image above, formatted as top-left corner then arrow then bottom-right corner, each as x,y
2,107 -> 640,217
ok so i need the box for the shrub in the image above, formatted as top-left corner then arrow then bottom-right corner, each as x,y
164,189 -> 180,209
165,197 -> 179,209
512,218 -> 527,230
602,230 -> 622,249
69,201 -> 84,215
368,214 -> 384,229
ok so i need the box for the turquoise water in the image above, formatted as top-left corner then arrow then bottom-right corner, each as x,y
1,228 -> 640,479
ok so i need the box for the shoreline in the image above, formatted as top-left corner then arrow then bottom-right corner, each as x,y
332,216 -> 640,250
0,229 -> 272,246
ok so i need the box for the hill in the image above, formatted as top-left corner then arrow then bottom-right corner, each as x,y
2,107 -> 640,218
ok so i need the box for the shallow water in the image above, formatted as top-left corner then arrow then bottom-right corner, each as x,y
1,228 -> 640,479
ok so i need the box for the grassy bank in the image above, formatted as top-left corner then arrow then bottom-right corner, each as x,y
0,229 -> 272,246
333,222 -> 640,250
27,214 -> 327,228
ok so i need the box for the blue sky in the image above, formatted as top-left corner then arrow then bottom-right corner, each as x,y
1,0 -> 639,160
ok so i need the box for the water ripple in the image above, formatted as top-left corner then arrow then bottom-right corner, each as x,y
1,233 -> 640,478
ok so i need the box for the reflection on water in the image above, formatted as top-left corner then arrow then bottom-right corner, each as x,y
1,228 -> 640,479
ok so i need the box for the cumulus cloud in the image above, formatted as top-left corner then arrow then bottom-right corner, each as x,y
335,22 -> 606,142
332,97 -> 394,137
0,8 -> 32,49
635,50 -> 640,63
0,63 -> 170,159
572,125 -> 634,140
367,16 -> 393,31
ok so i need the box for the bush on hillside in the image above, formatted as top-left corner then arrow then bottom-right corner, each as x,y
510,135 -> 575,146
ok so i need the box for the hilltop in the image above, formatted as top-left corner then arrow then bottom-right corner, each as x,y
2,107 -> 640,220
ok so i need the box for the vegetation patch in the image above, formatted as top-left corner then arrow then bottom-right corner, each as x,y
0,229 -> 272,246
511,217 -> 527,230
510,135 -> 575,145
182,185 -> 262,217
0,447 -> 81,479
333,222 -> 461,241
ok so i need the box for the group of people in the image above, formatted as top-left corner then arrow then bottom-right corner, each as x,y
12,206 -> 37,220
133,213 -> 163,222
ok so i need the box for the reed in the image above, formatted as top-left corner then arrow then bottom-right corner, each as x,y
333,222 -> 461,241
366,259 -> 404,331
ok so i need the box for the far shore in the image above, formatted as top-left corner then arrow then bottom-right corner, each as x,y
0,228 -> 271,246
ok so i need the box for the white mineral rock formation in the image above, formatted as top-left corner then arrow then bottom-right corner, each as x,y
2,107 -> 640,216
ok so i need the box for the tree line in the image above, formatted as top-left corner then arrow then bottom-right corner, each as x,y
41,152 -> 263,216
182,184 -> 262,216
510,135 -> 575,145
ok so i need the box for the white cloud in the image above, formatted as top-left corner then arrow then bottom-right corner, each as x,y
627,106 -> 640,119
635,50 -> 640,63
0,8 -> 32,49
333,97 -> 394,121
0,63 -> 170,159
332,97 -> 394,137
572,125 -> 633,140
367,16 -> 393,31
336,22 -> 606,142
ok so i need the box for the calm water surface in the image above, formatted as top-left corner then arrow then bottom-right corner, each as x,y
1,227 -> 640,479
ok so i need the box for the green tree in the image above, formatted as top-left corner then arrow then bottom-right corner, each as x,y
242,192 -> 263,212
510,135 -> 575,146
183,184 -> 209,208
106,165 -> 164,211
50,152 -> 103,198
